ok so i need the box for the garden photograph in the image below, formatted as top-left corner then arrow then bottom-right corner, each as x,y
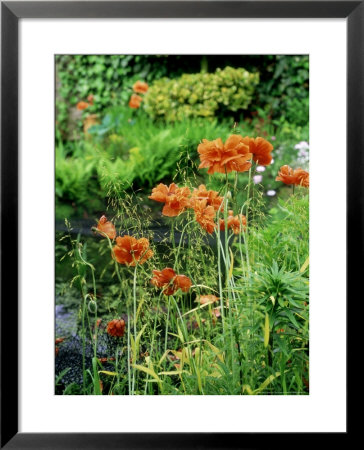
55,54 -> 309,396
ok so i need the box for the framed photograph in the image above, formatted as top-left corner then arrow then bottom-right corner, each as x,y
1,1 -> 355,447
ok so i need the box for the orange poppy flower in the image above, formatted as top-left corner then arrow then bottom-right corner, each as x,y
241,136 -> 273,166
219,210 -> 247,234
199,295 -> 219,305
76,101 -> 89,110
96,215 -> 116,240
198,134 -> 252,174
87,94 -> 94,105
55,347 -> 59,356
113,236 -> 153,266
107,319 -> 125,337
294,168 -> 309,188
191,198 -> 216,234
275,165 -> 297,185
148,183 -> 191,217
191,185 -> 223,211
276,165 -> 309,188
55,337 -> 65,345
133,81 -> 149,94
129,94 -> 142,109
151,267 -> 192,296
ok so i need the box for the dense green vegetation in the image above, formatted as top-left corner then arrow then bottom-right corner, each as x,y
55,55 -> 309,395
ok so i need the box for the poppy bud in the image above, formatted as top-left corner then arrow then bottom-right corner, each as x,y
107,319 -> 126,337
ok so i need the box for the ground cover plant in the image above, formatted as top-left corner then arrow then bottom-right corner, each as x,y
55,56 -> 309,395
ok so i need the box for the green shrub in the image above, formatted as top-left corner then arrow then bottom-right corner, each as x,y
143,66 -> 259,121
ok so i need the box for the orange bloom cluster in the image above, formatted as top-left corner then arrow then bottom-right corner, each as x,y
129,80 -> 148,108
76,94 -> 94,111
219,210 -> 247,234
198,134 -> 273,174
96,215 -> 116,240
151,267 -> 192,296
106,319 -> 125,337
148,183 -> 191,217
133,81 -> 149,94
149,182 -> 247,235
198,135 -> 252,175
76,101 -> 89,111
276,165 -> 309,188
129,94 -> 143,109
191,184 -> 224,211
191,198 -> 216,234
113,235 -> 153,266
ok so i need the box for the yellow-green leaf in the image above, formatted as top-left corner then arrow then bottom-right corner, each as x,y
98,370 -> 117,377
132,364 -> 161,383
136,298 -> 145,323
254,372 -> 281,394
228,248 -> 234,281
243,384 -> 254,395
264,313 -> 270,348
300,256 -> 309,273
158,371 -> 187,376
204,340 -> 224,363
177,325 -> 185,344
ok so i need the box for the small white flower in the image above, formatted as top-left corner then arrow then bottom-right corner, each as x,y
266,190 -> 276,197
256,165 -> 266,173
253,175 -> 263,184
294,141 -> 309,151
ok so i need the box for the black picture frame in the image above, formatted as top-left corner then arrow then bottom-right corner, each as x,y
1,1 -> 356,448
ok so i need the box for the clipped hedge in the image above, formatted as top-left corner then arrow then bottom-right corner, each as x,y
143,66 -> 259,121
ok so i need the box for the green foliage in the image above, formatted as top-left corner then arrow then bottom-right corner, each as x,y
143,66 -> 259,121
55,57 -> 310,395
55,112 -> 237,219
241,194 -> 309,272
253,55 -> 309,127
56,55 -> 176,137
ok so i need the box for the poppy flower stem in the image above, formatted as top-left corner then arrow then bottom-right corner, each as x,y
164,297 -> 171,358
174,220 -> 195,270
245,167 -> 252,224
131,264 -> 138,395
216,206 -> 226,336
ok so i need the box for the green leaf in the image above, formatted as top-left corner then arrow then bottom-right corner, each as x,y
264,313 -> 270,348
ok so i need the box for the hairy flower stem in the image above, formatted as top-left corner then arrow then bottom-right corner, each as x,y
131,264 -> 138,395
164,297 -> 171,359
245,167 -> 252,225
243,170 -> 255,365
127,307 -> 131,394
216,211 -> 225,335
223,179 -> 236,382
174,219 -> 195,270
